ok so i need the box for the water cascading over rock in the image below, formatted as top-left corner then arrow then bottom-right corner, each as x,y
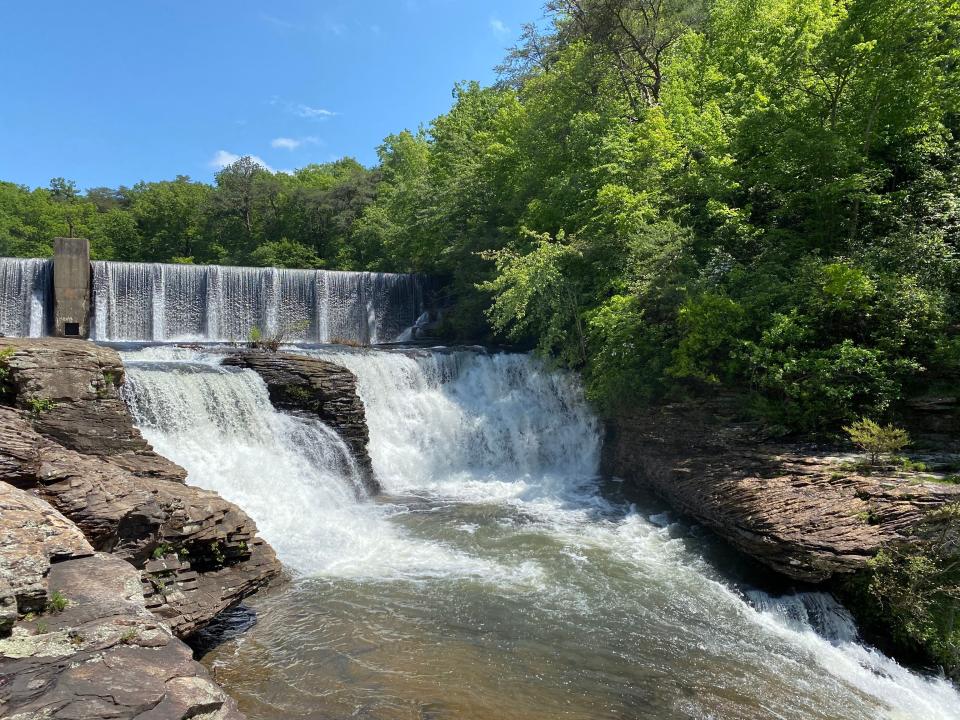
91,260 -> 431,343
118,345 -> 960,719
0,257 -> 50,337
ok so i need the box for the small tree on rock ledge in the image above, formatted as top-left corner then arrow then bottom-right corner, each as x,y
844,418 -> 911,466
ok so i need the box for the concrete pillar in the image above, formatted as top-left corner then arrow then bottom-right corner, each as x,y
52,237 -> 91,338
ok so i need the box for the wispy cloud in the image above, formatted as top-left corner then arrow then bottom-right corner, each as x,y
271,136 -> 320,151
295,104 -> 337,120
490,17 -> 510,36
325,20 -> 347,36
260,13 -> 296,30
370,24 -> 382,35
210,150 -> 284,174
271,137 -> 301,150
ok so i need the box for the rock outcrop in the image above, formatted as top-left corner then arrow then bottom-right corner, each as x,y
603,402 -> 960,583
0,338 -> 185,482
0,339 -> 281,636
0,489 -> 241,720
223,350 -> 378,493
0,483 -> 93,626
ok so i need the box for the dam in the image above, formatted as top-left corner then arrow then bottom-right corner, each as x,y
0,239 -> 434,345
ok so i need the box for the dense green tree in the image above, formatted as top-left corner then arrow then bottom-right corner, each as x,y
1,0 -> 957,437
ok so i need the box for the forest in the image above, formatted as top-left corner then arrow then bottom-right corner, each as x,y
2,0 -> 958,432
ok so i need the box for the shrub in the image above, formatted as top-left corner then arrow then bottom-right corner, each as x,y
27,396 -> 55,416
844,418 -> 911,465
861,505 -> 960,674
47,590 -> 68,613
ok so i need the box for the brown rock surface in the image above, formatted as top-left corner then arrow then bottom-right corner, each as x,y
603,402 -> 960,582
0,484 -> 93,625
0,337 -> 185,482
223,350 -> 378,493
0,552 -> 243,720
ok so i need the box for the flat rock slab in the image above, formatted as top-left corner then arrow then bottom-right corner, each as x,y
0,553 -> 243,720
604,403 -> 960,582
0,484 -> 93,622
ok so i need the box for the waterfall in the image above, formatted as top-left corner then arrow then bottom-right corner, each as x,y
0,257 -> 51,337
306,348 -> 602,498
120,351 -> 508,579
119,345 -> 960,719
93,261 -> 429,343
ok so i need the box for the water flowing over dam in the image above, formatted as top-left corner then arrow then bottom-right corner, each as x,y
0,257 -> 50,337
0,253 -> 432,344
119,345 -> 960,720
93,261 -> 431,343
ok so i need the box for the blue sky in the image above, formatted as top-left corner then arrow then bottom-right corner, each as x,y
0,0 -> 543,190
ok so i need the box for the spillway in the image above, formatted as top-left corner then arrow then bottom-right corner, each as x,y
0,257 -> 50,337
93,261 -> 430,344
118,345 -> 960,720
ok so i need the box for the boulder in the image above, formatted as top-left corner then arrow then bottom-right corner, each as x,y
0,483 -> 93,626
223,351 -> 378,493
603,402 -> 960,583
0,552 -> 244,720
0,337 -> 185,482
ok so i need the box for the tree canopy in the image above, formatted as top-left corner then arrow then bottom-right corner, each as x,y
2,0 -> 959,432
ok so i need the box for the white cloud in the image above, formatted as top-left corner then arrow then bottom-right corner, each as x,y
209,150 -> 278,173
261,13 -> 296,29
490,17 -> 510,36
295,104 -> 336,119
271,136 -> 320,151
271,137 -> 301,150
370,24 -> 382,35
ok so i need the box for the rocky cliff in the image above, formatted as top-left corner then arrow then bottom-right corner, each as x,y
0,483 -> 244,720
603,401 -> 960,583
223,350 -> 378,494
603,399 -> 960,676
0,339 -> 283,719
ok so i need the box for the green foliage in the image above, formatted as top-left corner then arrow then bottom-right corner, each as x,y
210,541 -> 226,566
1,0 -> 958,435
859,505 -> 960,674
844,418 -> 911,465
0,346 -> 15,392
480,230 -> 588,365
47,590 -> 68,613
0,159 -> 378,267
152,543 -> 173,559
669,293 -> 746,384
249,239 -> 324,269
27,396 -> 55,416
246,322 -> 303,352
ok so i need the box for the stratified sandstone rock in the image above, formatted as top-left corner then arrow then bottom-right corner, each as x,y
603,403 -> 960,583
0,484 -> 93,626
223,350 -> 378,493
0,338 -> 185,482
0,405 -> 280,637
0,552 -> 243,720
0,339 -> 281,637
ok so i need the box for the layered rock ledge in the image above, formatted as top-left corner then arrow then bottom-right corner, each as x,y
603,402 -> 960,583
223,350 -> 378,494
0,484 -> 241,720
0,338 -> 284,718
